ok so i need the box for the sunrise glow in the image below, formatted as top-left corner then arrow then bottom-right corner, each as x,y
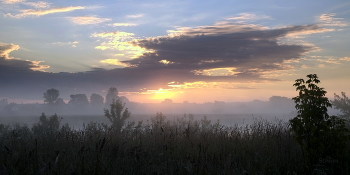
0,0 -> 349,104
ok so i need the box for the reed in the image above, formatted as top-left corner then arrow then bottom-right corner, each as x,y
0,113 -> 349,174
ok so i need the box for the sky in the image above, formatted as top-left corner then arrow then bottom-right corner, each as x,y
0,0 -> 350,104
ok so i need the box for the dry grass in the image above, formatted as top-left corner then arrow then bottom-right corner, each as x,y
0,113 -> 349,175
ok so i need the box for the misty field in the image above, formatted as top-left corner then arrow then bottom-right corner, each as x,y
0,113 -> 293,130
0,112 -> 349,175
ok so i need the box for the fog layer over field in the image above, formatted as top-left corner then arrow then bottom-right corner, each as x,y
0,95 -> 341,129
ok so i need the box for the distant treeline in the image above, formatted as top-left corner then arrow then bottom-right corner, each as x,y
0,93 -> 297,116
1,74 -> 350,174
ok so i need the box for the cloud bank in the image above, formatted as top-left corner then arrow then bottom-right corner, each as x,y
0,22 -> 328,100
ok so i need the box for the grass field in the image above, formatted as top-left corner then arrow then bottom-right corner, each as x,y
0,112 -> 348,174
0,112 -> 294,129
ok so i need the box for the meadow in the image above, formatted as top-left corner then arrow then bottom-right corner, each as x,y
0,113 -> 293,130
0,112 -> 349,175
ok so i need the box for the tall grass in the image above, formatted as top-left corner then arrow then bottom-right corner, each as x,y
0,112 -> 349,174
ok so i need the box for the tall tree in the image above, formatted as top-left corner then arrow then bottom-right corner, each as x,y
90,93 -> 104,108
105,87 -> 119,105
55,98 -> 66,105
119,96 -> 130,103
43,88 -> 60,105
289,74 -> 348,171
104,99 -> 130,132
69,94 -> 89,107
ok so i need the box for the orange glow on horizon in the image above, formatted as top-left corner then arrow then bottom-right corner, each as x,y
149,88 -> 176,100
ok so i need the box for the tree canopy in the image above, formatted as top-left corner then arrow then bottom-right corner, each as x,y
104,98 -> 130,131
43,88 -> 60,105
333,92 -> 350,117
289,74 -> 348,171
69,94 -> 89,107
105,87 -> 119,105
90,93 -> 104,108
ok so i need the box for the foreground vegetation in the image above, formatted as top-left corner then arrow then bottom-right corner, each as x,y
0,112 -> 348,175
1,74 -> 349,174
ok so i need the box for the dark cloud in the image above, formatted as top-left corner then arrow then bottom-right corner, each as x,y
125,24 -> 318,73
0,23 -> 324,100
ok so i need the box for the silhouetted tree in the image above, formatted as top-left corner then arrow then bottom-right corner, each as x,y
119,96 -> 130,103
161,99 -> 173,104
105,87 -> 119,105
90,93 -> 104,108
289,74 -> 348,172
69,94 -> 89,107
104,99 -> 130,131
55,98 -> 66,105
269,96 -> 292,104
333,92 -> 350,117
32,113 -> 61,134
269,96 -> 294,109
43,88 -> 60,105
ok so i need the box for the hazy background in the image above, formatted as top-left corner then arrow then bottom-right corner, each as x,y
0,0 -> 349,104
0,94 -> 342,129
0,1 -> 348,128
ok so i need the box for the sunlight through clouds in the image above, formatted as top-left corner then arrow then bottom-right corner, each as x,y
1,0 -> 51,8
6,6 -> 85,18
25,1 -> 51,8
100,59 -> 130,67
29,60 -> 50,71
316,58 -> 341,64
0,42 -> 20,59
92,32 -> 153,58
0,42 -> 50,71
167,81 -> 256,90
166,23 -> 268,37
111,23 -> 138,27
340,57 -> 350,61
319,13 -> 348,27
1,0 -> 350,103
52,41 -> 78,47
1,0 -> 25,4
126,14 -> 144,18
137,88 -> 177,100
195,68 -> 236,76
226,13 -> 271,22
283,25 -> 334,39
159,60 -> 173,65
92,32 -> 135,38
69,16 -> 111,25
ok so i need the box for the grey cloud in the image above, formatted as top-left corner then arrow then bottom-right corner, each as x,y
124,24 -> 317,75
0,23 -> 322,100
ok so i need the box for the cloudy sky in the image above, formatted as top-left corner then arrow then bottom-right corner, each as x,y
1,0 -> 349,103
